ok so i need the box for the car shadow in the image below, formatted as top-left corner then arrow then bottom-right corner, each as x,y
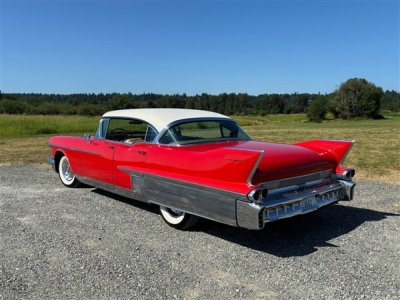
91,189 -> 398,257
91,188 -> 160,214
196,205 -> 399,257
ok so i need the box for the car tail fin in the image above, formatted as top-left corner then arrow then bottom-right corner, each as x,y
294,139 -> 355,167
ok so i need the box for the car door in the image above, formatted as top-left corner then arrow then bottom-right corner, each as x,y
112,142 -> 152,191
112,124 -> 158,191
78,136 -> 116,187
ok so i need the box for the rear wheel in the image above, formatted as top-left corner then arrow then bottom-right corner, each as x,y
159,206 -> 199,230
58,155 -> 81,188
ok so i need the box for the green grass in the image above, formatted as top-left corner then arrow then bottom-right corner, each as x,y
380,110 -> 400,119
0,115 -> 99,137
1,113 -> 399,184
234,114 -> 307,126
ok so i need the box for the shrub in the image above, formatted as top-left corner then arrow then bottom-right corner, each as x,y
307,96 -> 328,122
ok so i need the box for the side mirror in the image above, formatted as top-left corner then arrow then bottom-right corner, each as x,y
84,133 -> 91,141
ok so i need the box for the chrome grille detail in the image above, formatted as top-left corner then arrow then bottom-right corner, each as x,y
264,187 -> 342,223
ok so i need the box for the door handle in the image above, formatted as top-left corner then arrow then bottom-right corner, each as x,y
138,150 -> 146,155
108,145 -> 115,149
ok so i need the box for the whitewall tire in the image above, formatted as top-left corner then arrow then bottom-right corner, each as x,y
159,206 -> 199,230
58,155 -> 81,188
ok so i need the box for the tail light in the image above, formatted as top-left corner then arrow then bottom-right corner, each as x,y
336,168 -> 355,180
247,188 -> 269,203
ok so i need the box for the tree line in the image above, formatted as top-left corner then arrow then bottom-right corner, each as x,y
0,78 -> 399,121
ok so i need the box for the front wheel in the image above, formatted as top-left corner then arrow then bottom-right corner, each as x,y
58,155 -> 81,188
159,206 -> 199,230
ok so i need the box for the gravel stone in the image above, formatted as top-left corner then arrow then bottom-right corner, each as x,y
0,165 -> 399,299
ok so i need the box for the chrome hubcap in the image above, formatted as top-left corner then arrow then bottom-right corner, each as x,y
61,160 -> 73,181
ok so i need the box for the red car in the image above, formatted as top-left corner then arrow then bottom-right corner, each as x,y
48,108 -> 356,230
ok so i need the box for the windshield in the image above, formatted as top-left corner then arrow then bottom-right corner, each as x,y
159,120 -> 251,145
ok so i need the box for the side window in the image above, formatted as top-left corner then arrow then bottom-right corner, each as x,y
105,119 -> 132,141
103,118 -> 156,144
221,124 -> 238,138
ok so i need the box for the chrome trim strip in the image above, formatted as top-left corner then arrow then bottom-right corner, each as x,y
224,147 -> 265,186
247,150 -> 264,185
339,140 -> 355,167
267,179 -> 326,196
48,144 -> 103,156
75,174 -> 150,202
260,170 -> 333,191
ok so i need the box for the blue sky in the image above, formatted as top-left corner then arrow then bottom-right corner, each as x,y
1,0 -> 399,95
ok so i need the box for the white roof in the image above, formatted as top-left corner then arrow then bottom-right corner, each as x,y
102,108 -> 231,132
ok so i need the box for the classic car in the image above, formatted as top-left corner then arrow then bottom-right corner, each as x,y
48,108 -> 356,230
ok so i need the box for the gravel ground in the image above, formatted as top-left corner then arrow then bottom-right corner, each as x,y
0,164 -> 399,300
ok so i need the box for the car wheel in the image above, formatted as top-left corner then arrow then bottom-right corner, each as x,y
159,206 -> 199,230
58,155 -> 81,188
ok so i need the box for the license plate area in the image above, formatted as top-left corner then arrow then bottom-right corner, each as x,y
300,196 -> 318,213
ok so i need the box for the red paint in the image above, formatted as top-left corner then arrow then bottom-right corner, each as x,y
49,136 -> 354,195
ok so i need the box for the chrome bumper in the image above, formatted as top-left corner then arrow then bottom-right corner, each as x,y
237,180 -> 356,230
47,157 -> 56,172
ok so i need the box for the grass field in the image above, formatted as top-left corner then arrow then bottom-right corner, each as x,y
0,114 -> 399,184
